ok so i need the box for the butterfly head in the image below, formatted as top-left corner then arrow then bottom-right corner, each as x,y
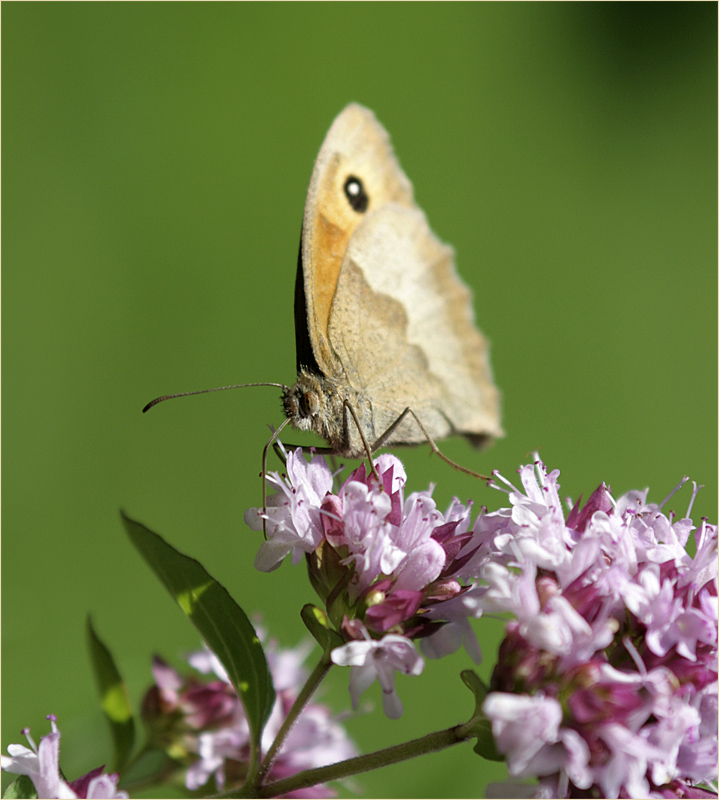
282,368 -> 353,454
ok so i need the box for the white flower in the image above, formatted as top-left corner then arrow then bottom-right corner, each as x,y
331,633 -> 424,719
1,716 -> 127,799
482,693 -> 563,775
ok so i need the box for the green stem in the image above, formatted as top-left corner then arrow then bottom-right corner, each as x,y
254,719 -> 476,798
253,650 -> 333,787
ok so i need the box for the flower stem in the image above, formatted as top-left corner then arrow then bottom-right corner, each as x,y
253,649 -> 333,787
254,721 -> 475,798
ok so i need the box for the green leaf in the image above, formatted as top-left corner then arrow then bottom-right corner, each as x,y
86,616 -> 135,771
300,604 -> 344,654
305,542 -> 354,630
460,669 -> 489,716
2,776 -> 37,799
120,511 -> 275,761
460,669 -> 502,761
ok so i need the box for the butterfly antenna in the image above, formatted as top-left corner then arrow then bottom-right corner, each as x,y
142,383 -> 289,413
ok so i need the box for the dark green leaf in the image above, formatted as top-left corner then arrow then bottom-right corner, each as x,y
120,511 -> 275,758
85,616 -> 135,771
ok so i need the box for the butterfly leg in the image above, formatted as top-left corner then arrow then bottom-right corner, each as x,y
371,407 -> 492,482
272,441 -> 340,458
342,400 -> 381,482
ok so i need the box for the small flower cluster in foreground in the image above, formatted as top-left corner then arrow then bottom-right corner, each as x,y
1,715 -> 127,799
246,448 -> 717,797
2,636 -> 356,799
142,635 -> 356,796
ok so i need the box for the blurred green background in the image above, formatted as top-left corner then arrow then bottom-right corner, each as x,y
3,4 -> 716,798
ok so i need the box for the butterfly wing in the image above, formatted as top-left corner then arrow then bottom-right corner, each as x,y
297,103 -> 502,453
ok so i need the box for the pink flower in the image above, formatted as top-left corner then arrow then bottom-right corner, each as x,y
245,449 -> 493,715
482,693 -> 592,789
1,716 -> 127,799
244,447 -> 334,571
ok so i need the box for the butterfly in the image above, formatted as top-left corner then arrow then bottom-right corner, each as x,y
145,104 -> 502,477
281,103 -> 502,468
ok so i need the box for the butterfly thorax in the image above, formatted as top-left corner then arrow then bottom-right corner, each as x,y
282,368 -> 369,458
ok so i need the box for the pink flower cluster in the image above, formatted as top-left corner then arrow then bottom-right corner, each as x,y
245,450 -> 489,717
142,637 -> 356,796
473,461 -> 718,798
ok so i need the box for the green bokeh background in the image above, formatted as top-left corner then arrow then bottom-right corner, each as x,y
3,4 -> 716,798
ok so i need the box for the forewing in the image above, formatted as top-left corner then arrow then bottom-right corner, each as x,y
300,104 -> 414,374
